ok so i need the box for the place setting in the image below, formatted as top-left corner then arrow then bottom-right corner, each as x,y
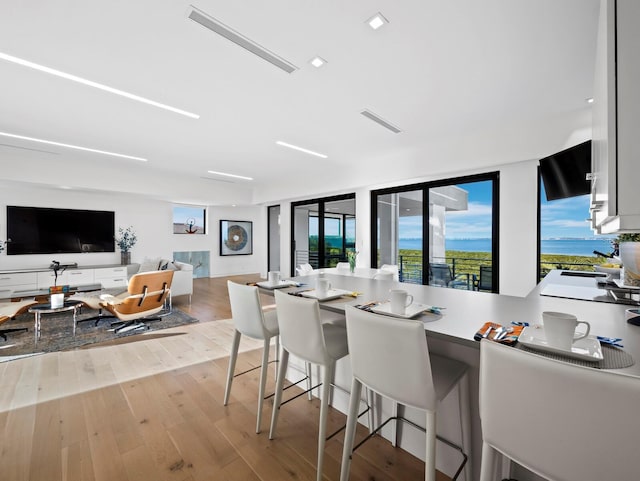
291,277 -> 359,301
255,271 -> 304,289
355,289 -> 444,319
514,311 -> 634,369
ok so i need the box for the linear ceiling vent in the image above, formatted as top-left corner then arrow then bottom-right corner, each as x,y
187,6 -> 298,74
360,109 -> 402,133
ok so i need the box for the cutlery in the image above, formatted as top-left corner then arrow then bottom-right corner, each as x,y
482,325 -> 493,339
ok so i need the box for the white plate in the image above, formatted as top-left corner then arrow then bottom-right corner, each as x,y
370,301 -> 434,319
256,280 -> 297,290
300,288 -> 353,301
518,326 -> 603,361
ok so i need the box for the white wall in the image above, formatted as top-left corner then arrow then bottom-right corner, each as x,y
0,184 -> 267,278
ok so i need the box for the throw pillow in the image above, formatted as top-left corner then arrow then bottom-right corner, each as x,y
139,257 -> 161,272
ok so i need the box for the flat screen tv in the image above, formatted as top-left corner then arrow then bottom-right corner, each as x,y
6,206 -> 115,255
539,140 -> 591,201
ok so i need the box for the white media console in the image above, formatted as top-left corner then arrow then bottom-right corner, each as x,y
0,264 -> 131,299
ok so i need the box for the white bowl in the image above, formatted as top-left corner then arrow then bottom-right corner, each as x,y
594,265 -> 622,278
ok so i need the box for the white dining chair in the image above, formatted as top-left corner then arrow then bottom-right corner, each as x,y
479,340 -> 640,481
372,270 -> 394,281
296,263 -> 314,276
336,262 -> 350,271
380,264 -> 400,281
224,281 -> 279,434
340,305 -> 471,481
270,289 -> 350,481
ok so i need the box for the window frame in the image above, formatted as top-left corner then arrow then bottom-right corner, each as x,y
371,172 -> 500,291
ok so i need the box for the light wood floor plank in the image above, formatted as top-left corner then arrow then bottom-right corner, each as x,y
0,274 -> 442,481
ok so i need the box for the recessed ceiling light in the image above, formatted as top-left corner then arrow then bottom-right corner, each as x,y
0,52 -> 200,119
367,12 -> 388,30
587,97 -> 594,103
309,56 -> 327,68
207,170 -> 253,181
276,141 -> 328,159
0,131 -> 147,161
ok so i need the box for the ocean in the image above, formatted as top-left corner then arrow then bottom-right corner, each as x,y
398,238 -> 616,256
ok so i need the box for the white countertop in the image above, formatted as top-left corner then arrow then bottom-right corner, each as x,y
276,270 -> 640,376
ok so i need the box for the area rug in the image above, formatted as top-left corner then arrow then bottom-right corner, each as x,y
0,307 -> 199,359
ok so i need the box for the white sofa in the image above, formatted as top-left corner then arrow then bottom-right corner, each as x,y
129,259 -> 194,304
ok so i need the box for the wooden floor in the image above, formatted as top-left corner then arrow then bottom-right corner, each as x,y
0,274 -> 444,481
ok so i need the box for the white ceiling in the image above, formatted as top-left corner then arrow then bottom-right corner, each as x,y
0,0 -> 600,205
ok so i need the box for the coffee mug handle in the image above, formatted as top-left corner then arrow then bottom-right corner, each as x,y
327,282 -> 332,291
405,294 -> 414,307
574,321 -> 590,341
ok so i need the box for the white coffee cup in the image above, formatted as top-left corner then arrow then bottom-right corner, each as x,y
542,311 -> 590,350
316,278 -> 331,297
268,271 -> 281,285
50,293 -> 64,309
390,289 -> 413,315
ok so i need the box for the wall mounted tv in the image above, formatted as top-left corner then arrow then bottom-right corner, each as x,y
539,140 -> 592,201
6,206 -> 115,255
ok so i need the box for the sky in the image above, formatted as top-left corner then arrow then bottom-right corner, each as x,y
310,178 -> 610,241
398,180 -> 611,240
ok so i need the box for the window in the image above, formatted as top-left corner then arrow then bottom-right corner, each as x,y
291,194 -> 355,274
538,177 -> 614,280
372,173 -> 499,292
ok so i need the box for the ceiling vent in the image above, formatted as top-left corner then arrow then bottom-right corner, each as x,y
187,6 -> 298,74
360,109 -> 402,133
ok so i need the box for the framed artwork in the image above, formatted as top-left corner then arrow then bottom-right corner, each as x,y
220,220 -> 253,256
173,205 -> 206,234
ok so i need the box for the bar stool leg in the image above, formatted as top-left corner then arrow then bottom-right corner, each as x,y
459,371 -> 472,481
340,377 -> 363,481
256,337 -> 271,433
223,330 -> 241,405
425,411 -> 436,481
269,349 -> 289,439
316,362 -> 334,481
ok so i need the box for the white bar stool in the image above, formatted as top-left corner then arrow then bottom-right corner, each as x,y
270,289 -> 356,481
224,281 -> 279,434
340,305 -> 472,481
479,340 -> 640,481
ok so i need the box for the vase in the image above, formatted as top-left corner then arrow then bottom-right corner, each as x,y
121,251 -> 131,265
349,258 -> 356,273
619,242 -> 640,286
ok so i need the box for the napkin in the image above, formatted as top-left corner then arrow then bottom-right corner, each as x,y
473,321 -> 524,346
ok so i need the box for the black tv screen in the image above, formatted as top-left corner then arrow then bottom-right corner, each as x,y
6,206 -> 115,255
539,140 -> 591,201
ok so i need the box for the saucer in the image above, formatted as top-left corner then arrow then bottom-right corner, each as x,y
300,288 -> 353,301
518,326 -> 603,361
370,301 -> 433,319
256,280 -> 296,289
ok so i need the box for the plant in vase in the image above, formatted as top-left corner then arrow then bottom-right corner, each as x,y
115,226 -> 137,265
615,233 -> 640,287
346,249 -> 358,273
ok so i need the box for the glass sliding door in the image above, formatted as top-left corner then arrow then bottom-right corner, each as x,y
376,190 -> 423,283
372,173 -> 499,291
428,179 -> 496,291
291,194 -> 356,275
293,203 -> 319,269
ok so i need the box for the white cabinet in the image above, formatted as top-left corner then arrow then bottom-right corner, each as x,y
591,0 -> 640,233
0,272 -> 38,298
94,266 -> 128,288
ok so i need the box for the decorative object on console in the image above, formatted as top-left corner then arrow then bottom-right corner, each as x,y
220,220 -> 253,256
115,226 -> 137,265
617,233 -> 640,287
347,249 -> 358,273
